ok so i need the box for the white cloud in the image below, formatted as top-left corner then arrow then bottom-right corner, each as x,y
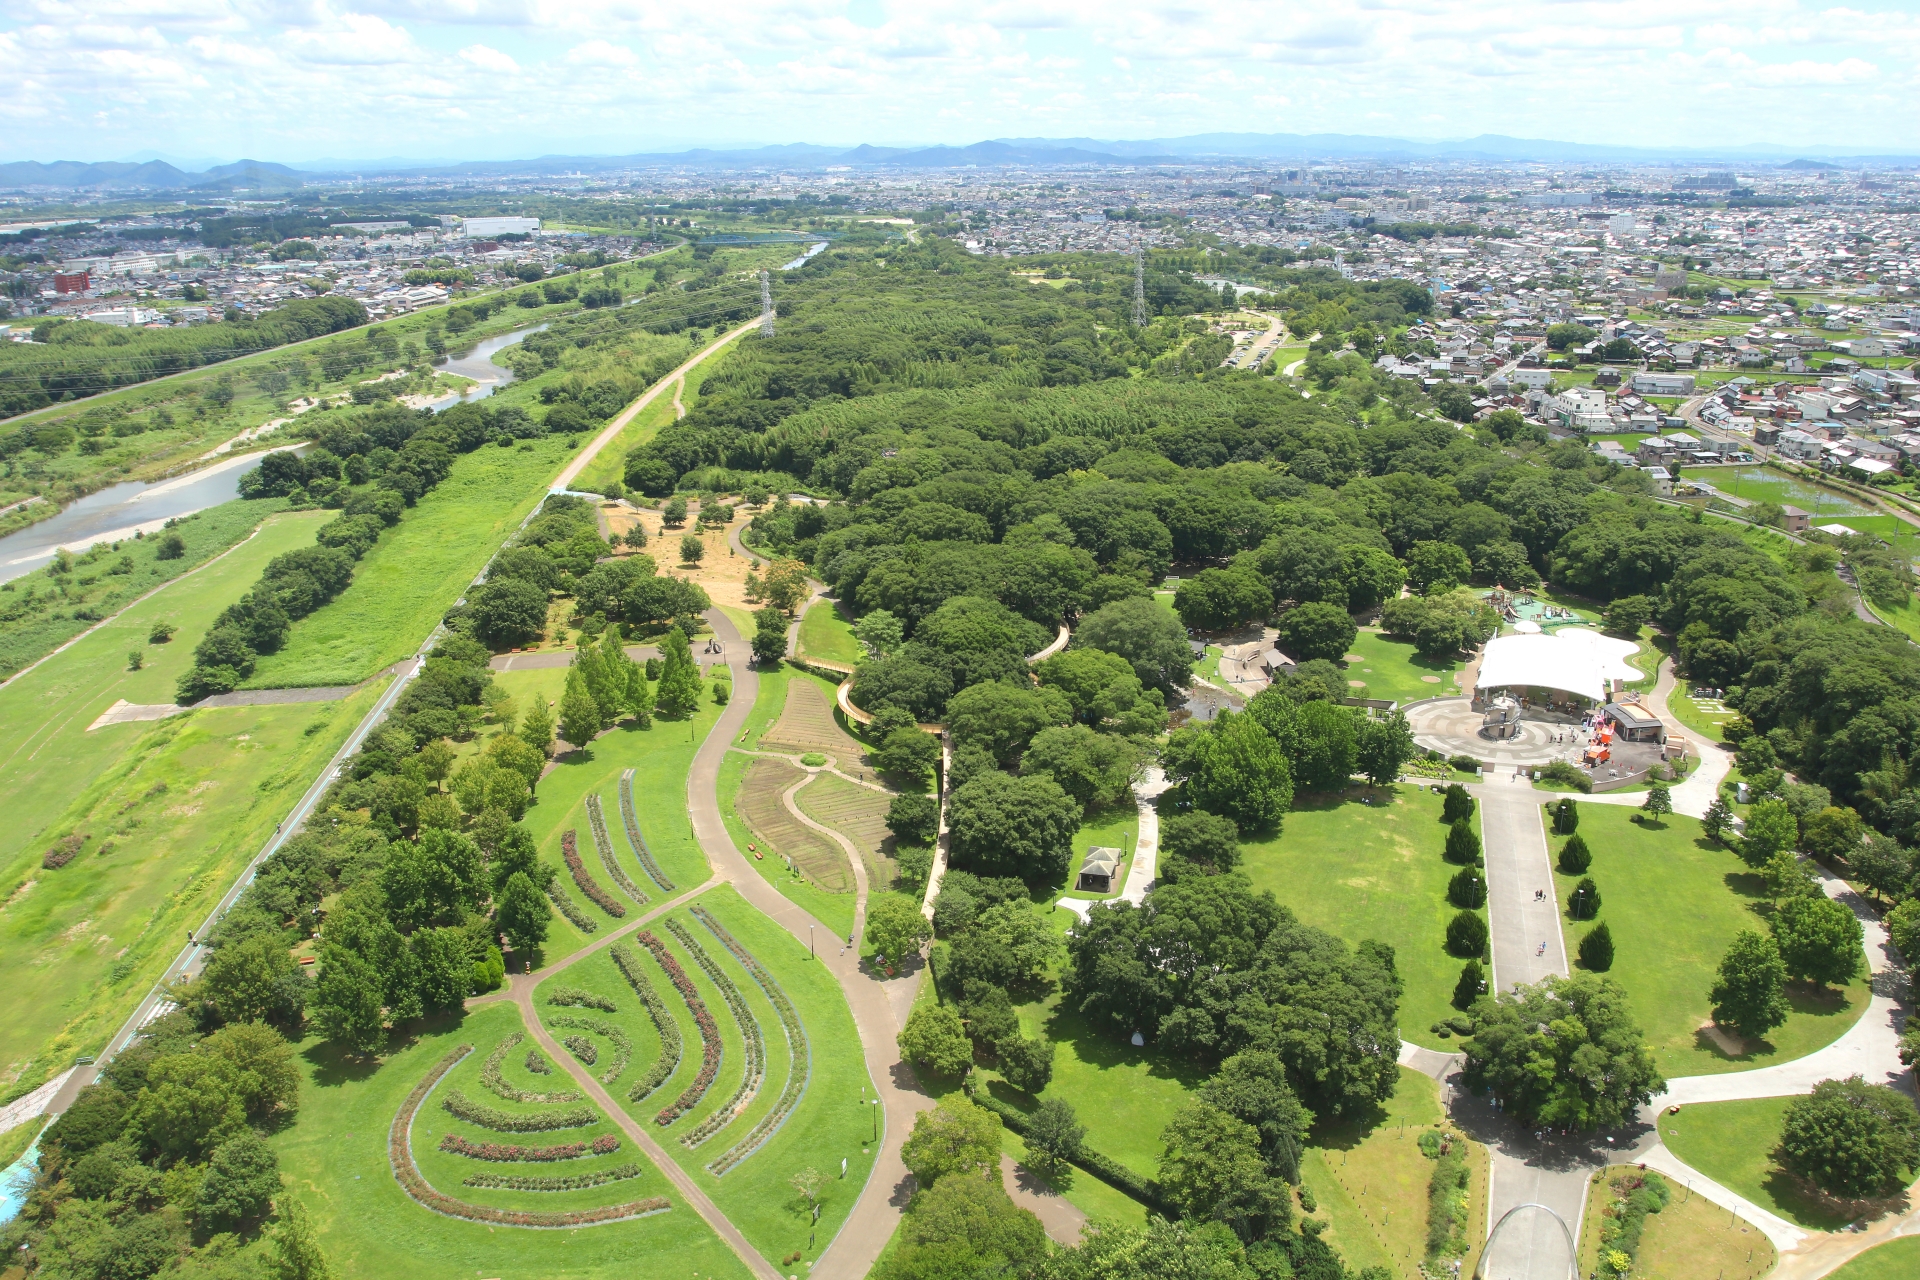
458,42 -> 518,71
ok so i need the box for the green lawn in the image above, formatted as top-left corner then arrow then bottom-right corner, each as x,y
1826,1238 -> 1920,1280
1553,805 -> 1869,1077
268,1002 -> 754,1280
1055,807 -> 1139,904
1344,630 -> 1462,705
247,436 -> 578,688
797,599 -> 863,666
1658,1097 -> 1858,1231
999,1127 -> 1147,1229
1240,786 -> 1474,1050
1867,596 -> 1920,645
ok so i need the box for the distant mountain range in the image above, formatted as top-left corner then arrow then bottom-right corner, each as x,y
4,132 -> 1915,190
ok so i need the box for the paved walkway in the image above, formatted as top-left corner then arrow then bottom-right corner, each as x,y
1474,779 -> 1566,993
999,1154 -> 1087,1245
1574,660 -> 1735,821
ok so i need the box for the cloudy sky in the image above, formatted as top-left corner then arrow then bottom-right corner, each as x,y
3,0 -> 1916,166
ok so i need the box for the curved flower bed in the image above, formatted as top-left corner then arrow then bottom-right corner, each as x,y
612,943 -> 682,1104
636,929 -> 721,1125
546,880 -> 597,933
480,1033 -> 583,1105
437,1134 -> 621,1162
620,767 -> 676,891
526,1050 -> 552,1075
547,1014 -> 633,1086
390,1045 -> 668,1228
545,986 -> 617,1012
665,917 -> 764,1150
562,829 -> 626,919
693,906 -> 813,1176
562,1035 -> 597,1066
586,794 -> 650,906
462,1162 -> 643,1192
443,1089 -> 598,1133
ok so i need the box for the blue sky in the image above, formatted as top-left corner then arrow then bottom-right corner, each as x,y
2,1 -> 1916,165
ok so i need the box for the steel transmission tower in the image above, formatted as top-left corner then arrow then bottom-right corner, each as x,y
1131,249 -> 1147,328
759,269 -> 775,336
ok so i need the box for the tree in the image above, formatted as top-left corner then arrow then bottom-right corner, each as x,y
877,726 -> 941,787
1407,540 -> 1473,594
1175,567 -> 1272,631
1026,1097 -> 1086,1170
1462,973 -> 1664,1129
1157,1102 -> 1288,1242
1448,866 -> 1487,909
1446,909 -> 1488,958
1558,832 -> 1592,874
1640,783 -> 1672,820
678,532 -> 704,564
874,1167 -> 1048,1280
124,1051 -> 248,1164
853,608 -> 904,659
1701,795 -> 1734,844
897,1004 -> 973,1078
1452,959 -> 1486,1010
1023,724 -> 1142,808
653,626 -> 704,718
466,578 -> 548,647
1274,602 -> 1357,663
1441,784 -> 1474,824
310,945 -> 384,1055
1167,712 -> 1294,832
948,901 -> 1064,991
901,1092 -> 1001,1186
1776,1076 -> 1920,1200
1568,876 -> 1601,920
662,495 -> 687,526
1355,711 -> 1416,787
1444,819 -> 1481,865
558,665 -> 603,749
1772,892 -> 1864,987
203,1020 -> 302,1122
1853,836 -> 1912,905
1709,929 -> 1790,1041
1073,595 -> 1195,689
1577,920 -> 1615,971
886,792 -> 940,845
1037,645 -> 1167,736
866,893 -> 932,971
495,870 -> 551,962
519,695 -> 554,757
1889,899 -> 1920,966
201,933 -> 306,1029
1765,849 -> 1818,900
750,606 -> 787,665
198,1130 -> 280,1230
266,1196 -> 333,1280
947,681 -> 1072,766
1602,595 -> 1655,636
1740,798 -> 1798,868
945,770 -> 1081,880
1550,797 -> 1580,834
1804,806 -> 1865,864
998,1033 -> 1056,1094
1160,811 -> 1240,875
1198,1050 -> 1314,1182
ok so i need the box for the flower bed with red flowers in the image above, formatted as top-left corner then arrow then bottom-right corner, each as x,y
546,880 -> 596,933
666,917 -> 764,1150
612,942 -> 682,1104
437,1133 -> 621,1162
692,906 -> 812,1176
562,828 -> 625,918
443,1088 -> 597,1132
586,794 -> 649,906
636,929 -> 721,1125
390,1044 -> 668,1228
621,767 -> 675,891
462,1162 -> 642,1192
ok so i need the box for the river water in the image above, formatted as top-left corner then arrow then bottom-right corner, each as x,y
0,322 -> 545,584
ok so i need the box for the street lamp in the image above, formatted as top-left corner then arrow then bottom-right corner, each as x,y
809,924 -> 815,960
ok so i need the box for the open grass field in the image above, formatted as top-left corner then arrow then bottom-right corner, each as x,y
1303,1067 -> 1488,1280
1658,1097 -> 1866,1231
1553,805 -> 1869,1077
1826,1237 -> 1920,1280
1575,1165 -> 1777,1280
268,1001 -> 755,1280
246,435 -> 577,688
1239,786 -> 1476,1051
796,599 -> 863,667
1344,629 -> 1464,705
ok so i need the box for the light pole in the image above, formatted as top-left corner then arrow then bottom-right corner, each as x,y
809,924 -> 815,960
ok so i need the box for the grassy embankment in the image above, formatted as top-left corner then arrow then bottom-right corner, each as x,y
1573,1166 -> 1776,1280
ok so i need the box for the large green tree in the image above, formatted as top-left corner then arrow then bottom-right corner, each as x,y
1462,973 -> 1664,1130
1776,1076 -> 1920,1200
1709,929 -> 1790,1041
945,770 -> 1081,880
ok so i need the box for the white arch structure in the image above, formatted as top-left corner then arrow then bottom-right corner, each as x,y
1475,1201 -> 1579,1280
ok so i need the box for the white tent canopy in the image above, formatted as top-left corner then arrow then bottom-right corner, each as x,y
1474,628 -> 1642,704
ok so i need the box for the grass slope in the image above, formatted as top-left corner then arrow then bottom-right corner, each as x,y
1826,1238 -> 1920,1280
1553,805 -> 1868,1077
1240,786 -> 1476,1051
268,1002 -> 754,1280
797,600 -> 863,666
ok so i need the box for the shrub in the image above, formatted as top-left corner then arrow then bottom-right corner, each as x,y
1451,960 -> 1485,1010
1446,910 -> 1488,958
1443,820 -> 1481,865
1593,1171 -> 1671,1280
442,1089 -> 598,1133
635,930 -> 721,1125
688,906 -> 810,1176
1558,833 -> 1592,874
1447,866 -> 1487,909
479,1033 -> 582,1105
619,769 -> 674,891
609,943 -> 682,1104
1568,877 -> 1602,920
1578,921 -> 1615,972
462,1163 -> 642,1192
437,1134 -> 621,1162
545,986 -> 617,1012
1776,1076 -> 1920,1200
1550,797 -> 1580,833
1541,760 -> 1593,793
41,833 -> 84,870
1447,754 -> 1481,773
664,917 -> 766,1153
1423,1130 -> 1470,1262
561,828 -> 626,918
1440,784 -> 1473,823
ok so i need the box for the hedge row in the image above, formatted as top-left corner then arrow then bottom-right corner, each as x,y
390,1044 -> 669,1228
562,1035 -> 597,1067
612,942 -> 682,1104
480,1033 -> 582,1105
963,1079 -> 1168,1214
546,879 -> 597,933
548,1014 -> 633,1086
563,828 -> 627,918
462,1162 -> 644,1192
666,917 -> 765,1150
545,985 -> 617,1013
636,929 -> 722,1125
586,794 -> 650,906
437,1133 -> 621,1162
442,1088 -> 598,1133
620,767 -> 675,891
693,905 -> 812,1176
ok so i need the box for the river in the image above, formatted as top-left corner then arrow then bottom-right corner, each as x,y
0,322 -> 545,584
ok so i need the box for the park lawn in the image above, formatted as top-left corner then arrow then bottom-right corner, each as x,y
1658,1097 -> 1860,1232
642,889 -> 881,1273
1055,806 -> 1139,905
1575,1165 -> 1776,1280
999,1128 -> 1147,1230
0,682 -> 384,1098
1553,805 -> 1869,1077
1303,1067 -> 1488,1280
797,598 -> 863,666
1826,1237 -> 1920,1280
1344,629 -> 1461,705
268,1002 -> 755,1280
1239,786 -> 1473,1051
1666,684 -> 1737,744
247,435 -> 578,688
